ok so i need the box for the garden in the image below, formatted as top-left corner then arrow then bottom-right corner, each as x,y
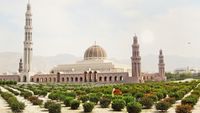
0,80 -> 200,113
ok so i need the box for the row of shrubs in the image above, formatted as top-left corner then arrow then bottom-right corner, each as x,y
175,85 -> 200,113
0,91 -> 25,112
3,86 -> 20,95
11,86 -> 44,106
26,85 -> 48,96
0,80 -> 17,85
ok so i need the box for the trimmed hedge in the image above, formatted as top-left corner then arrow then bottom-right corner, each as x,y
139,97 -> 154,109
44,101 -> 55,109
64,97 -> 74,107
79,95 -> 89,103
156,101 -> 171,111
123,96 -> 135,105
0,81 -> 17,85
83,102 -> 95,112
163,97 -> 176,104
70,100 -> 80,110
126,102 -> 142,113
28,96 -> 43,105
89,94 -> 100,104
111,99 -> 126,111
1,92 -> 25,112
4,87 -> 19,96
176,104 -> 192,113
48,103 -> 61,113
181,95 -> 198,107
100,97 -> 111,108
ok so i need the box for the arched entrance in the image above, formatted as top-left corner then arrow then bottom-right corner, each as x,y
23,76 -> 27,82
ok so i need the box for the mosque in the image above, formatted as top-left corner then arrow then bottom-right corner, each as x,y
0,1 -> 166,83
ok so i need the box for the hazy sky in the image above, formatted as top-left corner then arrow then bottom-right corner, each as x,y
0,0 -> 200,59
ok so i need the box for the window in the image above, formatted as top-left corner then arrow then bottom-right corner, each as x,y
114,76 -> 117,81
75,77 -> 78,82
109,76 -> 112,81
99,77 -> 102,82
104,77 -> 107,82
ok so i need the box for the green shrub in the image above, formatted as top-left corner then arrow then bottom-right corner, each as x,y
100,97 -> 111,108
64,97 -> 74,107
164,97 -> 176,104
134,92 -> 144,100
48,103 -> 61,113
10,101 -> 25,112
111,99 -> 126,111
126,102 -> 142,113
70,100 -> 80,110
176,104 -> 192,113
1,92 -> 13,101
155,92 -> 164,100
6,96 -> 25,112
181,95 -> 198,107
102,94 -> 112,100
34,90 -> 48,96
65,92 -> 76,98
169,91 -> 184,100
75,90 -> 86,96
20,91 -> 32,99
89,95 -> 99,104
156,101 -> 171,111
44,101 -> 55,109
4,87 -> 19,96
83,102 -> 95,112
48,92 -> 59,100
146,94 -> 158,102
123,96 -> 135,105
139,97 -> 154,109
28,96 -> 43,105
28,96 -> 38,102
79,95 -> 89,103
32,99 -> 43,105
112,95 -> 123,100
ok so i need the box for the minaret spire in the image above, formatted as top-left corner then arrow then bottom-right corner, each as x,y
131,34 -> 142,83
21,1 -> 33,82
158,49 -> 166,81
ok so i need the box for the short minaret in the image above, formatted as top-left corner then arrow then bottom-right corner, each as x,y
131,35 -> 142,83
18,59 -> 23,73
158,50 -> 166,81
21,1 -> 33,82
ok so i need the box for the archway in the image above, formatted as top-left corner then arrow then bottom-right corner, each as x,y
36,78 -> 39,82
23,76 -> 27,82
120,76 -> 123,81
104,77 -> 107,82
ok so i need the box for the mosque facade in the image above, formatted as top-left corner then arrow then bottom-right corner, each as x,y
0,1 -> 166,83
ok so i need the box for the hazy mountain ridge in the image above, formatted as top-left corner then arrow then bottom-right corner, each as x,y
0,52 -> 199,74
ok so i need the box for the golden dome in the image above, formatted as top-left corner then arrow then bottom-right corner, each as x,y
84,44 -> 107,60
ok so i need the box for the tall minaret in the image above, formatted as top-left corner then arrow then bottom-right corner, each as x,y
131,35 -> 142,83
21,0 -> 33,82
158,50 -> 166,81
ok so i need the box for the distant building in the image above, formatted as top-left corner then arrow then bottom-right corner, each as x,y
174,67 -> 199,74
0,1 -> 166,83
